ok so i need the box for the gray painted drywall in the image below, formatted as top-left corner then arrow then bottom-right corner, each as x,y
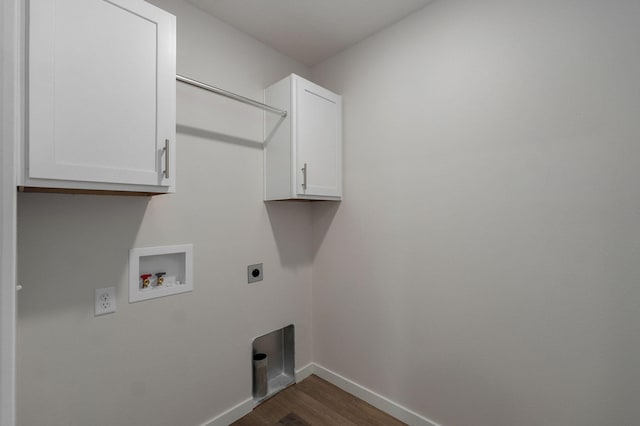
310,0 -> 640,425
16,1 -> 311,425
17,0 -> 640,425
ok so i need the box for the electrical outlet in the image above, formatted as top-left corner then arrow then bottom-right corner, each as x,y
248,263 -> 263,283
95,287 -> 116,316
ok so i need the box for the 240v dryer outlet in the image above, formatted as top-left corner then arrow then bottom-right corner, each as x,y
248,263 -> 263,283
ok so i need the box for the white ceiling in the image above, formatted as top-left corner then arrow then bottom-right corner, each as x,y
186,0 -> 432,66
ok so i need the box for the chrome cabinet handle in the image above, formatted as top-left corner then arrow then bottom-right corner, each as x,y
163,139 -> 170,179
302,163 -> 307,190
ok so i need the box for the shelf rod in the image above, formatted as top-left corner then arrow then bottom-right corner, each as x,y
176,74 -> 288,117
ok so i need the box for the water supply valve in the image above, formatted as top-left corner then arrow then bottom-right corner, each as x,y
155,272 -> 166,286
140,274 -> 152,289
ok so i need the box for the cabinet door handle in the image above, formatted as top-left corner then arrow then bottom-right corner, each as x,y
163,139 -> 170,179
302,163 -> 307,190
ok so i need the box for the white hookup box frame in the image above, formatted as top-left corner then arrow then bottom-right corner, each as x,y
129,244 -> 193,302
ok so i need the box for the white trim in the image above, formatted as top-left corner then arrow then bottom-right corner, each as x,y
199,363 -> 316,425
201,397 -> 253,426
313,364 -> 441,426
0,0 -> 20,424
199,363 -> 439,426
295,362 -> 315,383
200,362 -> 317,425
202,362 -> 441,426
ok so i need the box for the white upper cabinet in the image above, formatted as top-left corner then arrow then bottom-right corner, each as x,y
264,74 -> 342,201
24,0 -> 176,194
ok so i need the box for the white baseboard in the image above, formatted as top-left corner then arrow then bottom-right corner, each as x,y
313,364 -> 441,426
295,362 -> 315,382
201,397 -> 253,426
202,363 -> 439,426
201,364 -> 317,426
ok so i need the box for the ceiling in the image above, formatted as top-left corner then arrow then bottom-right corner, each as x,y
186,0 -> 432,66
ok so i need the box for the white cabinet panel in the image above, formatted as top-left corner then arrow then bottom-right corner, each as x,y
296,79 -> 341,197
264,74 -> 342,201
25,0 -> 176,193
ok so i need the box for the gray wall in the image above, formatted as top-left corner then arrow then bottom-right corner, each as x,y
310,0 -> 640,425
17,1 -> 311,425
17,1 -> 640,425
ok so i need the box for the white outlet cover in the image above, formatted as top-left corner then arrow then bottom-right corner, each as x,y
95,286 -> 116,316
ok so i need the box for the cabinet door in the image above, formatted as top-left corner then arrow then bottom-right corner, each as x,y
29,0 -> 176,188
295,78 -> 342,198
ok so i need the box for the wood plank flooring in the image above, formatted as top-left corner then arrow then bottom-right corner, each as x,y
232,375 -> 406,426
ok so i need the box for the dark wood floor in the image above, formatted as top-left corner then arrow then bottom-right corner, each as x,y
232,375 -> 406,426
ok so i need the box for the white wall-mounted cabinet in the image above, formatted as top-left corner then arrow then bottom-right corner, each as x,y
264,74 -> 342,201
22,0 -> 176,195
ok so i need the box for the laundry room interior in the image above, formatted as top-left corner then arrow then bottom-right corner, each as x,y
1,1 -> 639,425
